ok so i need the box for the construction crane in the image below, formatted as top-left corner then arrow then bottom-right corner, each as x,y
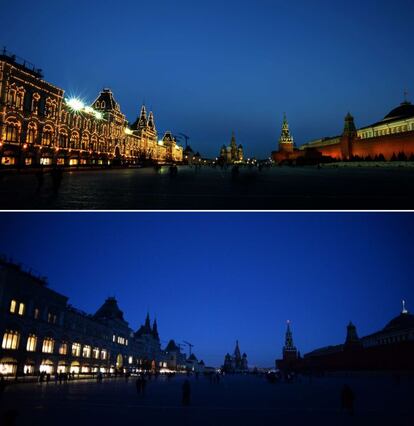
183,341 -> 194,357
178,133 -> 190,149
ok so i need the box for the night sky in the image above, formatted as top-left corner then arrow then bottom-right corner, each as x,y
1,0 -> 413,158
1,213 -> 413,367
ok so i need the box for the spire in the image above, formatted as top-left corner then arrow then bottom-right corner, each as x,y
230,131 -> 237,148
402,300 -> 408,314
152,318 -> 159,339
137,105 -> 147,129
147,111 -> 155,130
145,312 -> 151,330
284,320 -> 295,350
279,114 -> 294,146
234,340 -> 241,359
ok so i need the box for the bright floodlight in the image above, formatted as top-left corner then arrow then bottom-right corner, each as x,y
66,98 -> 84,111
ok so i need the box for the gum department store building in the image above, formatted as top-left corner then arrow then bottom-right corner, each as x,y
0,49 -> 183,168
0,258 -> 196,377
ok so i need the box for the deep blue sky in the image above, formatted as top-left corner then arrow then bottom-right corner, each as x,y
1,0 -> 413,158
1,213 -> 413,367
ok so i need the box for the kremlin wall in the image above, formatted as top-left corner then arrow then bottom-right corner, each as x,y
272,100 -> 414,163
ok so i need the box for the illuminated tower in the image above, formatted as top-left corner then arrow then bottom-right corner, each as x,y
341,112 -> 357,160
136,105 -> 148,129
282,320 -> 298,362
279,114 -> 294,153
230,132 -> 238,161
147,111 -> 155,130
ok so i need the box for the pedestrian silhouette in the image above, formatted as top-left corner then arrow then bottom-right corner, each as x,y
182,379 -> 191,406
341,384 -> 355,415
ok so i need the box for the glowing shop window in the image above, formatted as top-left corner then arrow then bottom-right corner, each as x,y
72,342 -> 81,357
57,158 -> 65,165
0,362 -> 16,375
18,303 -> 25,316
40,157 -> 52,166
101,350 -> 107,360
2,331 -> 20,349
39,363 -> 54,374
26,334 -> 37,352
10,300 -> 17,313
1,157 -> 16,166
93,348 -> 100,359
128,356 -> 133,364
69,159 -> 78,166
81,366 -> 90,373
42,338 -> 54,354
80,159 -> 87,165
59,343 -> 68,355
34,308 -> 40,319
82,345 -> 91,358
24,364 -> 35,375
25,158 -> 32,166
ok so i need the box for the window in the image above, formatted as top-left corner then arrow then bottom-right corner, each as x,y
16,87 -> 25,109
113,335 -> 116,342
27,122 -> 37,144
101,350 -> 107,360
42,338 -> 54,353
18,303 -> 25,316
42,126 -> 54,146
10,300 -> 17,313
2,330 -> 20,349
7,86 -> 16,105
72,342 -> 81,357
47,313 -> 57,324
4,121 -> 19,142
34,308 -> 40,319
82,345 -> 91,358
93,348 -> 100,359
128,356 -> 133,364
26,335 -> 37,352
59,132 -> 68,148
59,343 -> 68,355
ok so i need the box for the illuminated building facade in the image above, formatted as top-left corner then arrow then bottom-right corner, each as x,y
219,132 -> 244,164
272,100 -> 414,163
223,340 -> 248,373
0,49 -> 183,168
0,258 -> 177,377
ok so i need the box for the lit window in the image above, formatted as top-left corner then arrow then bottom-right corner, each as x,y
26,335 -> 37,352
72,342 -> 81,357
10,300 -> 17,313
2,330 -> 20,349
113,335 -> 116,342
42,338 -> 54,354
128,356 -> 133,364
82,345 -> 91,358
34,308 -> 40,319
93,348 -> 100,359
18,303 -> 25,316
126,339 -> 128,346
59,343 -> 68,355
101,350 -> 107,360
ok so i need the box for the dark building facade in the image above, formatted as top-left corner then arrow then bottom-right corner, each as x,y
0,258 -> 186,377
0,49 -> 183,168
223,340 -> 248,373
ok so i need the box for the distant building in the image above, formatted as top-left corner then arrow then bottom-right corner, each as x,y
164,339 -> 186,371
300,100 -> 414,161
223,340 -> 248,373
276,321 -> 299,371
219,132 -> 244,164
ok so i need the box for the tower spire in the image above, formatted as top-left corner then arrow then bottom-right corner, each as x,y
402,300 -> 408,314
279,114 -> 294,152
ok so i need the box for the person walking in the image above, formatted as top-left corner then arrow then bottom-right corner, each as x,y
341,384 -> 355,416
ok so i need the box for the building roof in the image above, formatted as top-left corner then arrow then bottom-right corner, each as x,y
165,339 -> 180,351
384,101 -> 414,121
383,312 -> 414,331
94,297 -> 125,322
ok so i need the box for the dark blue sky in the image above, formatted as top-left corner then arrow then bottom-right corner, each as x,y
1,0 -> 413,158
1,213 -> 413,367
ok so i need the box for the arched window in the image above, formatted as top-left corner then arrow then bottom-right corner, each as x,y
42,125 -> 54,146
2,330 -> 20,349
59,130 -> 68,148
26,334 -> 37,352
4,119 -> 20,143
70,131 -> 79,149
6,84 -> 17,106
16,87 -> 25,109
81,133 -> 89,150
26,122 -> 37,145
42,338 -> 54,354
101,101 -> 106,109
